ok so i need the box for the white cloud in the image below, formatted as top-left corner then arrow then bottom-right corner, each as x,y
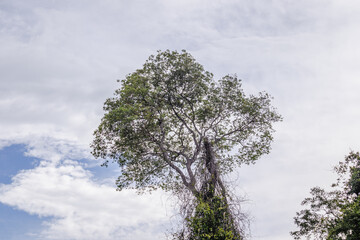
0,139 -> 170,240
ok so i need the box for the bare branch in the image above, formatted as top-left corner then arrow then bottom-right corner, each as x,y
168,97 -> 200,149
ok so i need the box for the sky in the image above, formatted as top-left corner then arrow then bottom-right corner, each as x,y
1,0 -> 360,239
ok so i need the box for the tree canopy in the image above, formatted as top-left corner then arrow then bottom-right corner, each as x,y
291,152 -> 360,240
92,50 -> 280,193
91,50 -> 281,239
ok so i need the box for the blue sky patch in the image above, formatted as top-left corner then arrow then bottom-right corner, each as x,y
0,144 -> 39,184
0,203 -> 46,240
0,144 -> 47,240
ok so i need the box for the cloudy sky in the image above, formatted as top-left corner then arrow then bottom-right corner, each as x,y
1,0 -> 360,239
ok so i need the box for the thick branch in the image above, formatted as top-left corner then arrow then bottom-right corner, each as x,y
158,120 -> 199,195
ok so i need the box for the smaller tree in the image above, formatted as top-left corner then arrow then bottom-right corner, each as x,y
291,151 -> 360,240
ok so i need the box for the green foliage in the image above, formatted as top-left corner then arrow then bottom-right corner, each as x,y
186,196 -> 241,240
329,198 -> 360,239
291,152 -> 360,240
348,166 -> 360,195
91,49 -> 281,193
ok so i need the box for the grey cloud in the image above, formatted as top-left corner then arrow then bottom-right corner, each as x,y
1,0 -> 360,239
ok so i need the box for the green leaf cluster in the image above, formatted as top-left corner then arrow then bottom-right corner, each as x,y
186,196 -> 240,240
291,152 -> 360,239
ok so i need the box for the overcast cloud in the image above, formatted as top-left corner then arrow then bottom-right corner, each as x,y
1,0 -> 360,239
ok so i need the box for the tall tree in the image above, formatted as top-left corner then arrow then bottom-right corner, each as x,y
91,50 -> 281,239
291,152 -> 360,240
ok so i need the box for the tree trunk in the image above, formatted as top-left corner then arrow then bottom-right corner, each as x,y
184,138 -> 242,239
